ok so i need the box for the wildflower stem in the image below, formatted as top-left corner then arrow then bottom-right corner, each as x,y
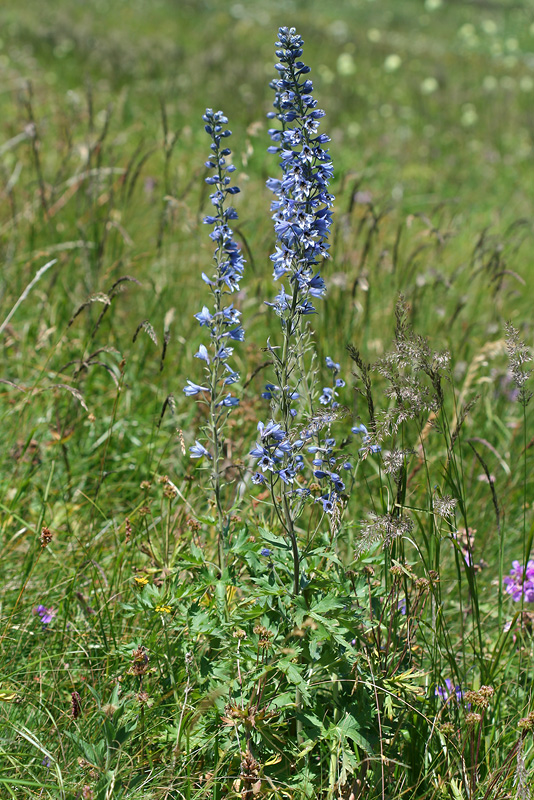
283,493 -> 300,596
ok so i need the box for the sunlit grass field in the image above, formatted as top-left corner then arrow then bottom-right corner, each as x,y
1,1 -> 534,797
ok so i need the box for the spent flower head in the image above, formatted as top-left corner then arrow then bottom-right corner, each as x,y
505,321 -> 533,406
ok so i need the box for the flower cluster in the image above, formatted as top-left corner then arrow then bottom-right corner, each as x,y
184,109 -> 245,458
266,26 -> 334,320
33,605 -> 57,625
250,419 -> 302,488
504,560 -> 534,603
250,417 -> 351,514
435,679 -> 463,703
319,356 -> 345,409
251,358 -> 352,515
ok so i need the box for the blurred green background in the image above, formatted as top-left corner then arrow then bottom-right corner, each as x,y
2,0 -> 534,223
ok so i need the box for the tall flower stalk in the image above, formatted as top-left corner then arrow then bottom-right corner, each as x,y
250,27 -> 335,595
184,109 -> 245,568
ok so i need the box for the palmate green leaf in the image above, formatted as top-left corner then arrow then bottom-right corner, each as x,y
250,574 -> 286,595
195,515 -> 217,526
297,737 -> 318,761
189,608 -> 224,637
297,711 -> 372,771
259,526 -> 291,551
339,745 -> 360,788
309,636 -> 319,660
228,527 -> 255,555
301,546 -> 343,567
326,712 -> 373,755
286,765 -> 316,798
236,598 -> 270,618
308,615 -> 354,652
269,690 -> 300,710
309,595 -> 345,616
277,659 -> 311,703
294,593 -> 344,627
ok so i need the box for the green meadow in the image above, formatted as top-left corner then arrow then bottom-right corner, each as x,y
1,1 -> 534,797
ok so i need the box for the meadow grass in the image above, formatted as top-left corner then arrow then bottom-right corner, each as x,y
1,1 -> 534,798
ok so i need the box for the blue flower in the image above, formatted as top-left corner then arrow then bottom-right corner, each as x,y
223,366 -> 240,385
227,326 -> 245,341
262,383 -> 280,400
190,441 -> 211,459
265,285 -> 291,316
217,393 -> 239,407
194,344 -> 210,364
257,420 -> 286,442
34,605 -> 57,625
325,356 -> 340,372
318,493 -> 337,514
319,387 -> 334,405
184,380 -> 210,396
278,467 -> 296,484
258,455 -> 276,472
260,548 -> 272,556
195,306 -> 213,326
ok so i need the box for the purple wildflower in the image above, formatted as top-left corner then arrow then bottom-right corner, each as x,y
435,678 -> 463,703
504,560 -> 534,602
34,605 -> 57,625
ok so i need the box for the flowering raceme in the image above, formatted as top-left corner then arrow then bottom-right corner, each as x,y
266,26 -> 334,320
183,108 -> 244,430
249,29 -> 351,529
248,27 -> 353,596
184,109 -> 245,565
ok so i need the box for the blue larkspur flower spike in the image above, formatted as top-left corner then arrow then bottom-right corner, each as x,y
250,30 -> 346,597
267,26 -> 334,314
184,109 -> 245,422
184,109 -> 246,566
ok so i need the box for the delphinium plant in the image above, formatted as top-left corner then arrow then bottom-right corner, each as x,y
249,27 -> 353,596
183,108 -> 245,568
169,29 -> 382,796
